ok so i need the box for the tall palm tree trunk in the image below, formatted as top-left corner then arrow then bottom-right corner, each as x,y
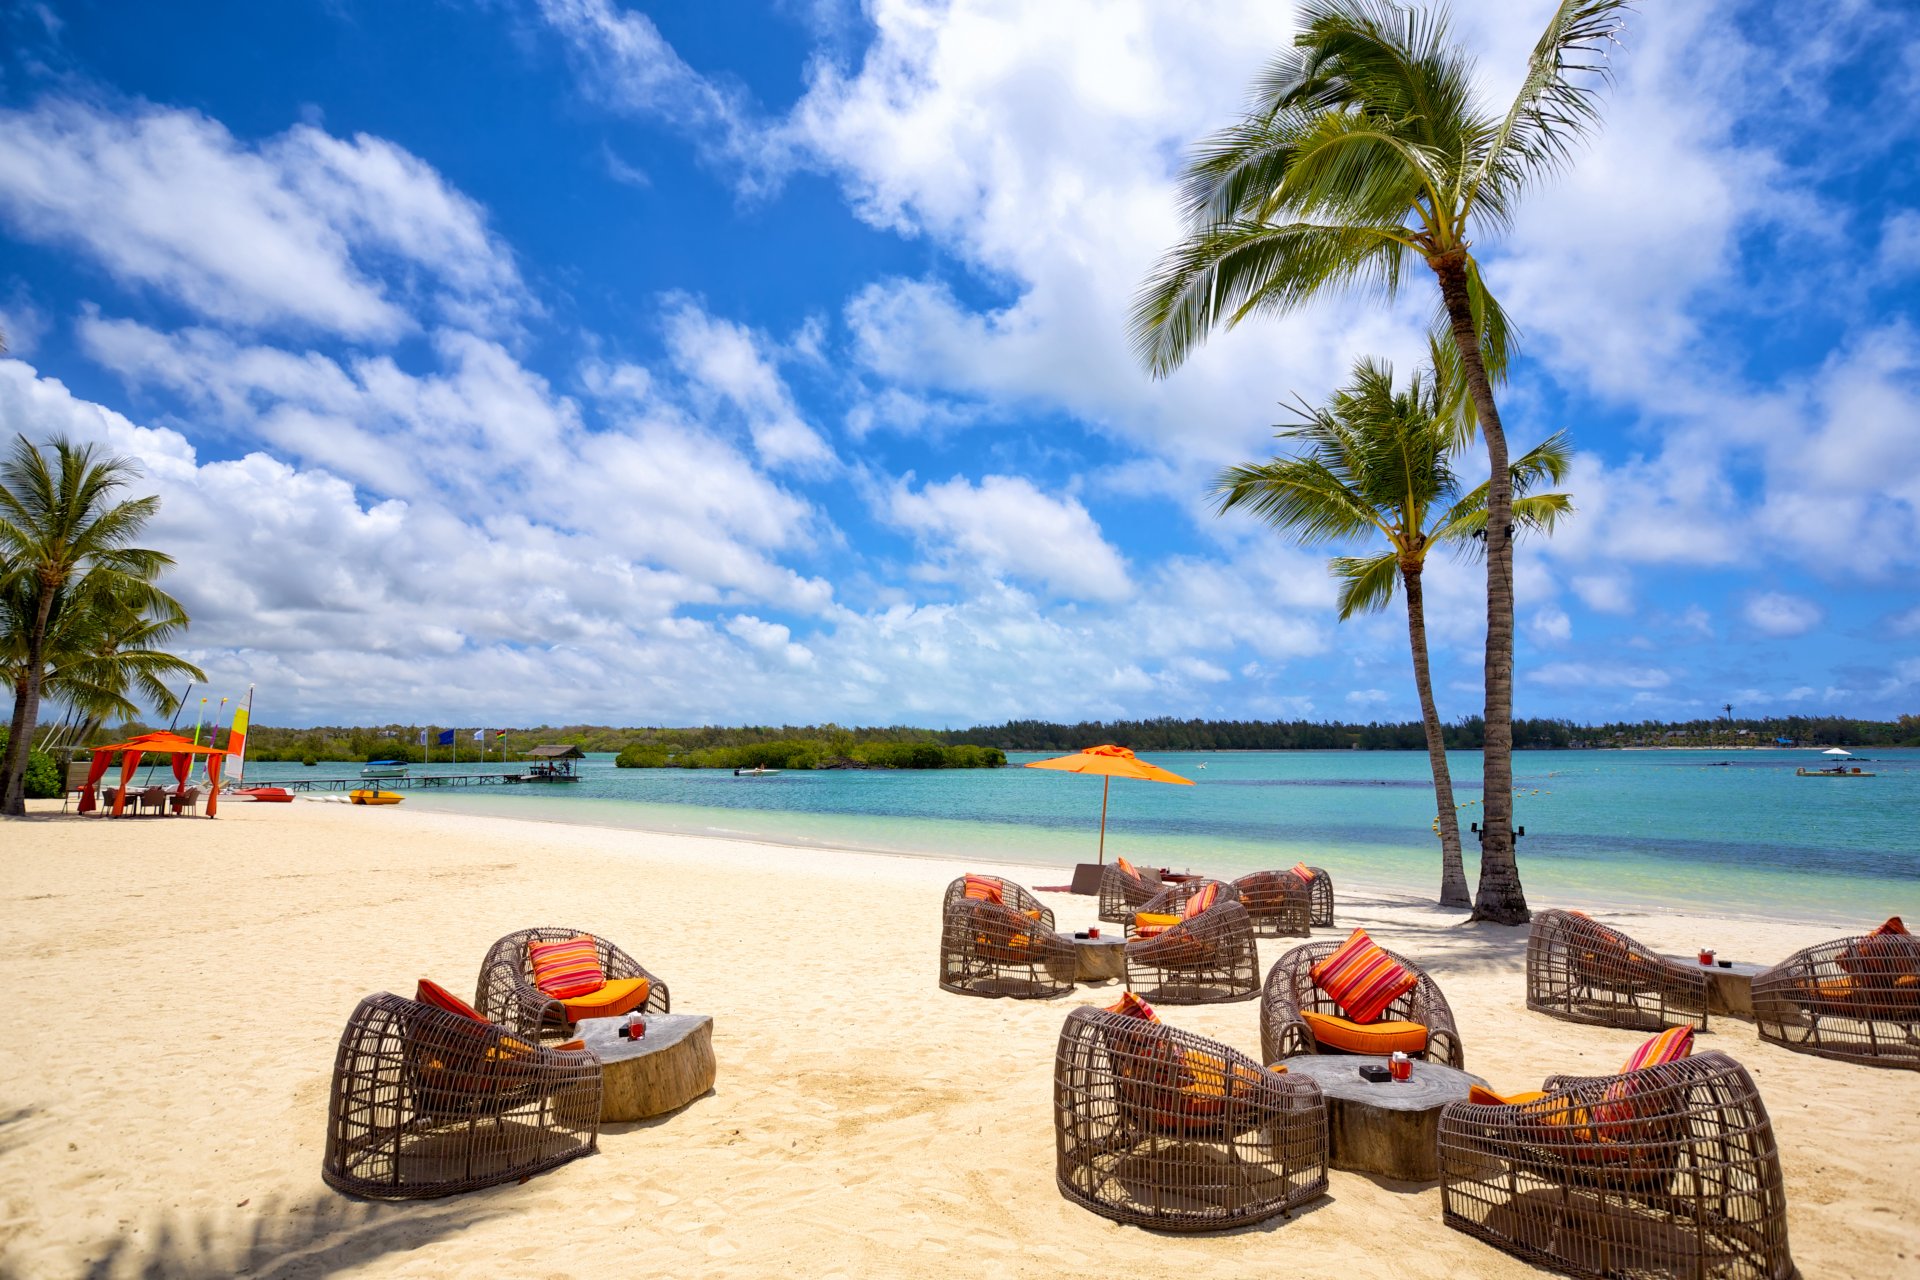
1430,251 -> 1528,924
1402,563 -> 1470,907
1,598 -> 52,816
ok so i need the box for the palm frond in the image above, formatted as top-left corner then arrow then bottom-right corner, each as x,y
1332,552 -> 1400,619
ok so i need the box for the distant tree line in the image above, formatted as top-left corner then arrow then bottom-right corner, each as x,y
616,739 -> 1004,771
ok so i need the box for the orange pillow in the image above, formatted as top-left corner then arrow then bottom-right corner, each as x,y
1106,991 -> 1160,1021
1310,928 -> 1417,1024
1839,917 -> 1919,979
528,935 -> 607,1000
416,978 -> 489,1023
1182,882 -> 1220,919
1132,911 -> 1182,937
962,874 -> 1004,904
1594,1025 -> 1694,1127
1290,862 -> 1315,882
1114,856 -> 1141,882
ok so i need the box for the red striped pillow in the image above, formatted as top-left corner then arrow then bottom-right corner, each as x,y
1182,882 -> 1220,919
1595,1026 -> 1694,1126
1310,928 -> 1418,1024
528,935 -> 607,1000
962,874 -> 1004,904
1106,991 -> 1160,1022
416,978 -> 489,1023
1290,862 -> 1315,882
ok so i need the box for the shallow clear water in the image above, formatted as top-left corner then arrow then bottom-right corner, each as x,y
241,748 -> 1919,924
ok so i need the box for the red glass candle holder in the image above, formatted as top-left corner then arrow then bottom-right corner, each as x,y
1389,1053 -> 1411,1082
1698,949 -> 1715,966
1088,926 -> 1100,939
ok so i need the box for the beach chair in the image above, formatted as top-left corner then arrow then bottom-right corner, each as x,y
476,928 -> 670,1039
1053,1004 -> 1328,1232
1527,909 -> 1710,1032
1124,877 -> 1239,937
1097,858 -> 1163,924
1124,898 -> 1260,1004
58,762 -> 91,814
1260,933 -> 1465,1068
1303,865 -> 1335,928
1751,919 -> 1920,1070
1230,870 -> 1313,938
938,874 -> 1076,998
168,786 -> 200,816
1438,1050 -> 1794,1279
321,991 -> 602,1200
137,784 -> 168,816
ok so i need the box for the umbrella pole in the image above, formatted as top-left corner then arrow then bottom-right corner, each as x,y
1098,775 -> 1110,864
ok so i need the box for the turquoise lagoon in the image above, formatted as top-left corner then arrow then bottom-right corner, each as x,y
245,748 -> 1919,924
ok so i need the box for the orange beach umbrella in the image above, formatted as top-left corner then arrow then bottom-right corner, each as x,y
79,731 -> 229,817
1024,744 -> 1193,865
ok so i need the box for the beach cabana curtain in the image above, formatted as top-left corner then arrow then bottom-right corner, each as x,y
76,732 -> 228,817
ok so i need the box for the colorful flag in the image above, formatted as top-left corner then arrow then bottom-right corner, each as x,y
436,728 -> 456,745
471,728 -> 484,742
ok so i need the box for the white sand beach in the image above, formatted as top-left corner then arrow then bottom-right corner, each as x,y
1,802 -> 1914,1278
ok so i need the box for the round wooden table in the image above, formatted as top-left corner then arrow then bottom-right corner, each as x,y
1280,1054 -> 1485,1183
575,1013 -> 716,1122
1056,931 -> 1127,981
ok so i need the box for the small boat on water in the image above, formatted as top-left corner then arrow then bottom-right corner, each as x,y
733,767 -> 782,777
349,789 -> 404,805
361,759 -> 409,778
230,786 -> 294,803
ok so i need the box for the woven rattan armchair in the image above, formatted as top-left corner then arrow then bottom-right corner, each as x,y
322,991 -> 602,1200
1230,871 -> 1312,938
476,927 -> 670,1038
1097,861 -> 1164,924
1124,899 -> 1260,1004
1303,866 -> 1334,928
1527,909 -> 1710,1032
1752,930 -> 1920,1070
938,875 -> 1076,998
1054,1005 -> 1328,1232
1260,938 -> 1464,1068
1439,1051 -> 1794,1279
1123,879 -> 1241,937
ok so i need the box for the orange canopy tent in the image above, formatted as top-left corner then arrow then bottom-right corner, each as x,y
78,731 -> 228,817
1023,744 -> 1192,864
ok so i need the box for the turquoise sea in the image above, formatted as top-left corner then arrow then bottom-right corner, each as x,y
242,749 -> 1919,925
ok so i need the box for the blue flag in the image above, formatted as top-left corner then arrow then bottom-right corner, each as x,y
436,729 -> 456,745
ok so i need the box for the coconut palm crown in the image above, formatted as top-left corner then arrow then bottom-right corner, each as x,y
1214,355 -> 1570,906
1132,0 -> 1628,922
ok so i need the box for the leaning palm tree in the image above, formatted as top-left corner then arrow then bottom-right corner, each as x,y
0,435 -> 174,815
1132,0 -> 1628,923
1215,355 -> 1570,907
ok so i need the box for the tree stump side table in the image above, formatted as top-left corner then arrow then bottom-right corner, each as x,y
1280,1054 -> 1485,1183
1667,956 -> 1767,1021
575,1013 -> 716,1122
1056,932 -> 1127,982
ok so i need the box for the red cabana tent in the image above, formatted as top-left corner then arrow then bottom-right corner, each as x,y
77,732 -> 228,817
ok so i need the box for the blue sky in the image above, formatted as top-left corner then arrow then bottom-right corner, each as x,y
1,0 -> 1916,729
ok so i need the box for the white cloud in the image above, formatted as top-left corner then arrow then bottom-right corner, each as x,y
1571,573 -> 1634,615
1345,689 -> 1390,707
659,296 -> 838,474
1742,591 -> 1823,638
1527,606 -> 1573,643
1532,662 -> 1673,691
0,98 -> 525,337
884,473 -> 1130,603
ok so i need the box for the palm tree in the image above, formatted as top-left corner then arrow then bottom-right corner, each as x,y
1131,0 -> 1627,923
1214,355 -> 1570,906
0,435 -> 175,815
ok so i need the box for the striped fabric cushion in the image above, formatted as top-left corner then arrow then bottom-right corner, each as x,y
1106,991 -> 1160,1022
528,935 -> 607,1000
1114,856 -> 1142,883
1181,881 -> 1220,919
1595,1025 -> 1694,1126
1132,911 -> 1182,938
962,874 -> 1004,904
416,978 -> 489,1023
1310,928 -> 1418,1024
1840,916 -> 1918,978
1290,862 -> 1315,882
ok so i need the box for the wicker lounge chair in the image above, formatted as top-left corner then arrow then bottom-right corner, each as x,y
1439,1051 -> 1794,1279
1097,860 -> 1164,924
169,786 -> 200,816
1125,899 -> 1260,1004
938,875 -> 1077,998
1054,1005 -> 1328,1232
1230,871 -> 1312,938
322,991 -> 602,1200
1260,937 -> 1464,1068
1527,909 -> 1710,1032
1303,866 -> 1334,928
1752,926 -> 1920,1070
1124,878 -> 1240,937
476,928 -> 670,1038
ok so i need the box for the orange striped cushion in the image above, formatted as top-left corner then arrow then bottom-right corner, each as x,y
1595,1026 -> 1694,1127
962,874 -> 1004,904
1132,911 -> 1182,937
1309,928 -> 1417,1024
528,935 -> 606,1000
1290,862 -> 1315,882
1181,882 -> 1220,919
1106,991 -> 1160,1022
1114,856 -> 1142,882
416,978 -> 489,1023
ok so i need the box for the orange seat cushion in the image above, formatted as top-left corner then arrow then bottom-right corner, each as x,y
1133,911 -> 1182,937
560,975 -> 652,1022
1300,1010 -> 1428,1056
528,935 -> 607,1000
